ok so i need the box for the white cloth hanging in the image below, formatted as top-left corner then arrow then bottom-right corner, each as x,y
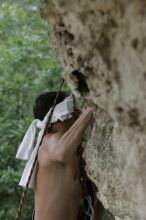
16,96 -> 74,188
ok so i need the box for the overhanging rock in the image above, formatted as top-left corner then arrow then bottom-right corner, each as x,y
40,1 -> 146,219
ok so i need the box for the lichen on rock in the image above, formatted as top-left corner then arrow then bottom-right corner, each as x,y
40,1 -> 146,219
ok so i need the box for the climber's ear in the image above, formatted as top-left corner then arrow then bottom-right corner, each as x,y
73,109 -> 81,119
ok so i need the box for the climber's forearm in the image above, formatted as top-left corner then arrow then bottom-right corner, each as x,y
55,107 -> 93,161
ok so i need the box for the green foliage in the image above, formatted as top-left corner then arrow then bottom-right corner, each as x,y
103,210 -> 115,220
0,1 -> 63,219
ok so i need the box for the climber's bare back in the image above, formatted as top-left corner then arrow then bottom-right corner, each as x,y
34,107 -> 94,220
35,132 -> 83,220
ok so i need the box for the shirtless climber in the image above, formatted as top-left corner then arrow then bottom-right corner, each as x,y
16,91 -> 104,220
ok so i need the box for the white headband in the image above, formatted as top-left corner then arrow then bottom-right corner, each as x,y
16,95 -> 75,188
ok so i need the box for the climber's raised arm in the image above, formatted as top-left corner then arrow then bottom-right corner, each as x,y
48,106 -> 93,163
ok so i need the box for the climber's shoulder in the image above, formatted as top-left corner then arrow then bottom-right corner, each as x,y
42,131 -> 62,147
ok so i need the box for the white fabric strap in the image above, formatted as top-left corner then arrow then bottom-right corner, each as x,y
18,129 -> 44,188
16,96 -> 74,188
16,119 -> 39,160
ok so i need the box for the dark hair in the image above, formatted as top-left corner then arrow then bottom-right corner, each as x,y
33,91 -> 69,120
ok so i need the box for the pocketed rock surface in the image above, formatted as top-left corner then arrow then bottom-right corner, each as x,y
41,1 -> 146,219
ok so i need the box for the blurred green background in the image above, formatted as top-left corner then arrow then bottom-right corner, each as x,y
0,0 -> 114,219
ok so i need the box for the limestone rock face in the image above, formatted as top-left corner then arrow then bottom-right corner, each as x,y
41,1 -> 146,219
